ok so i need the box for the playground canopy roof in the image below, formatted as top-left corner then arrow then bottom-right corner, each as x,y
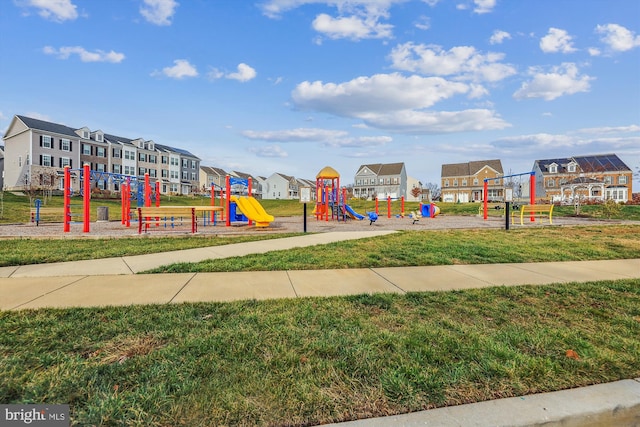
316,166 -> 340,179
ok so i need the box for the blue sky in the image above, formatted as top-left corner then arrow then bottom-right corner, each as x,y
1,0 -> 639,188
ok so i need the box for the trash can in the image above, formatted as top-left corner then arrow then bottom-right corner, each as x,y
97,206 -> 109,222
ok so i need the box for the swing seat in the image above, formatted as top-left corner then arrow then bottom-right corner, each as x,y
366,212 -> 378,225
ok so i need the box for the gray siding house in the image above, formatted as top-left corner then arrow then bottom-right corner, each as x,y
352,163 -> 407,200
2,115 -> 201,195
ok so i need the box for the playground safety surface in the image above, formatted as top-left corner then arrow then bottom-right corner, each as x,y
0,213 -> 632,238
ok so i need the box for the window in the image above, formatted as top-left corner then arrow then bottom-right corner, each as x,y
379,178 -> 384,185
113,164 -> 121,174
96,163 -> 106,172
41,135 -> 53,148
139,153 -> 147,162
171,171 -> 179,179
393,178 -> 398,184
171,158 -> 179,166
82,144 -> 91,155
547,179 -> 555,187
26,154 -> 30,165
149,155 -> 157,164
182,159 -> 188,168
149,169 -> 157,178
18,156 -> 22,167
83,131 -> 89,138
444,179 -> 449,187
473,178 -> 478,185
549,165 -> 557,173
113,149 -> 121,158
161,156 -> 168,164
453,179 -> 458,187
462,179 -> 467,186
182,171 -> 189,180
96,147 -> 105,157
60,139 -> 71,151
139,167 -> 147,175
42,154 -> 52,167
161,169 -> 168,178
190,160 -> 196,169
124,166 -> 135,175
619,175 -> 628,184
60,157 -> 71,168
124,150 -> 135,160
567,163 -> 576,173
96,134 -> 103,142
604,176 -> 613,185
191,172 -> 196,180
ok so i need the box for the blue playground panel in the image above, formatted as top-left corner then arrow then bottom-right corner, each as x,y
229,202 -> 248,222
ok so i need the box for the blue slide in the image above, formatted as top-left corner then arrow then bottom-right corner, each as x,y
344,204 -> 365,220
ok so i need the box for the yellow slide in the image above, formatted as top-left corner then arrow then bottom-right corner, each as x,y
231,196 -> 274,227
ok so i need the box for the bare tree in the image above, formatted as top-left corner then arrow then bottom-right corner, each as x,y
424,182 -> 441,201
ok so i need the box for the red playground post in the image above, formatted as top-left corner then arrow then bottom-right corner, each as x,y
63,166 -> 71,232
483,180 -> 489,220
529,172 -> 535,222
83,164 -> 90,233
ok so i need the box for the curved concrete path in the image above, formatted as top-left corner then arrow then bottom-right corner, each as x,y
1,230 -> 639,426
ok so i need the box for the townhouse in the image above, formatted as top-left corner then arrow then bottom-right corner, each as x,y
2,115 -> 200,195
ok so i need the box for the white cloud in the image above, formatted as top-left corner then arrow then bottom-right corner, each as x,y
513,63 -> 593,101
588,47 -> 601,56
292,73 -> 510,133
43,46 -> 125,63
249,145 -> 288,158
359,109 -> 509,133
242,128 -> 392,149
414,16 -> 430,30
596,23 -> 640,52
22,0 -> 78,22
312,13 -> 392,40
574,125 -> 640,135
324,135 -> 392,148
260,0 -> 401,40
473,0 -> 496,14
293,73 -> 469,115
154,59 -> 198,79
389,43 -> 516,83
242,128 -> 348,142
227,63 -> 257,82
209,64 -> 257,82
540,28 -> 577,53
140,0 -> 178,26
489,30 -> 511,45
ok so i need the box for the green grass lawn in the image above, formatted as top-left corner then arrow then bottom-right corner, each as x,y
147,225 -> 640,273
1,280 -> 639,426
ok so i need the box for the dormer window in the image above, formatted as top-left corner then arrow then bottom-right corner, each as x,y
83,131 -> 89,139
96,134 -> 103,142
567,162 -> 577,173
549,164 -> 558,173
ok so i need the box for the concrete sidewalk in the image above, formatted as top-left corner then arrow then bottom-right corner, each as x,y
1,231 -> 639,426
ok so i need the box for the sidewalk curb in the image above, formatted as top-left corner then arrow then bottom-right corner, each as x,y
326,379 -> 640,426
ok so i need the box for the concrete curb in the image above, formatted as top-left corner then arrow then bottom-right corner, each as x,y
326,378 -> 640,426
